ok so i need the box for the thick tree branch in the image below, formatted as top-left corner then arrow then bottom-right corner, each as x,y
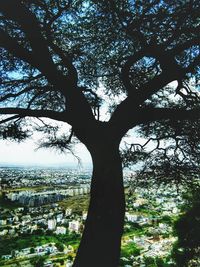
137,69 -> 181,103
0,1 -> 95,127
131,50 -> 199,103
138,107 -> 200,124
110,68 -> 179,131
1,75 -> 43,85
120,46 -> 177,95
185,54 -> 200,73
0,29 -> 39,69
170,37 -> 200,56
0,1 -> 72,93
111,46 -> 200,133
0,86 -> 37,102
1,30 -> 94,127
0,0 -> 79,88
48,41 -> 78,83
121,50 -> 146,93
0,0 -> 56,73
0,29 -> 67,96
0,108 -> 69,123
120,30 -> 199,94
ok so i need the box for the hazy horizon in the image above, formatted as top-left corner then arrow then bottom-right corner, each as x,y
0,137 -> 92,168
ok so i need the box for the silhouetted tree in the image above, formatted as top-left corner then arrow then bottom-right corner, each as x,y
172,187 -> 200,267
30,256 -> 46,267
0,1 -> 199,266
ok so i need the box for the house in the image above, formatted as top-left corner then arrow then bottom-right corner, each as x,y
55,226 -> 66,235
48,219 -> 56,230
68,220 -> 81,233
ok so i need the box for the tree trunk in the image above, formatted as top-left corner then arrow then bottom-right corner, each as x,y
72,141 -> 125,267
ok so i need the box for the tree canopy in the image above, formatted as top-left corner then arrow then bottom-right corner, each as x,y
0,1 -> 199,178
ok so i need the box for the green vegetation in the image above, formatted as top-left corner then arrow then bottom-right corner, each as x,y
123,222 -> 147,237
140,209 -> 161,217
159,215 -> 176,225
30,256 -> 47,267
120,242 -> 141,266
0,232 -> 80,257
59,195 -> 89,214
55,242 -> 64,252
121,242 -> 141,258
172,188 -> 200,267
143,256 -> 173,267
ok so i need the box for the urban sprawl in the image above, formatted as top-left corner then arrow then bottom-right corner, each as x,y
0,167 -> 184,266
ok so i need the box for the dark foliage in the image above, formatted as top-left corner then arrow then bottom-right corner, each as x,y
172,187 -> 200,266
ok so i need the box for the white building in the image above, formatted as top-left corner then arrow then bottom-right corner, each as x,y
125,212 -> 138,223
56,213 -> 63,223
55,226 -> 66,235
82,212 -> 87,221
0,219 -> 7,226
133,198 -> 147,208
0,229 -> 8,236
48,219 -> 56,230
65,208 -> 72,216
66,261 -> 73,267
68,220 -> 81,233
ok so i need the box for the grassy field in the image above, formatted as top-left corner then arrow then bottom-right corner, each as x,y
58,195 -> 89,214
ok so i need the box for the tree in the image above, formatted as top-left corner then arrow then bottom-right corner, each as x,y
30,247 -> 35,254
30,256 -> 46,267
0,1 -> 200,266
56,242 -> 65,252
172,187 -> 200,267
143,256 -> 166,267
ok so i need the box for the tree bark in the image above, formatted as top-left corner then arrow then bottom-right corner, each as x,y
72,140 -> 125,267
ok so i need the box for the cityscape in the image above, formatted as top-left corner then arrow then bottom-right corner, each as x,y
0,166 -> 184,267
